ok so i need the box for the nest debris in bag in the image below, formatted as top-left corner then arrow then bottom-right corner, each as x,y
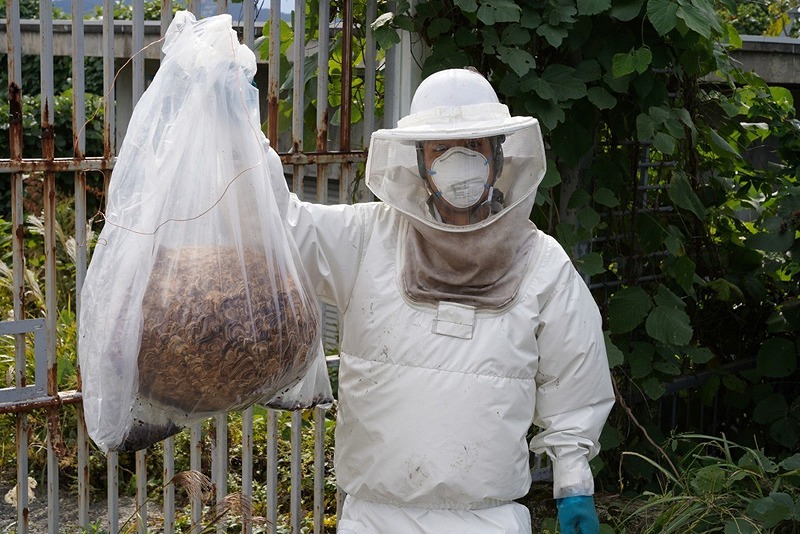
136,246 -> 319,414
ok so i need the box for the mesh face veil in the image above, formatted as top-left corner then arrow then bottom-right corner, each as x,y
365,69 -> 546,233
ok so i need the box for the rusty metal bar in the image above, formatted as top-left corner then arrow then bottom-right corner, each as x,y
267,0 -> 280,148
242,407 -> 254,534
0,390 -> 82,415
278,151 -> 366,165
363,0 -> 377,146
339,0 -> 353,153
103,0 -> 116,159
132,0 -> 145,105
39,3 -> 61,532
290,410 -> 302,534
0,157 -> 116,173
316,0 -> 330,204
72,0 -> 90,528
292,0 -> 306,198
7,4 -> 27,531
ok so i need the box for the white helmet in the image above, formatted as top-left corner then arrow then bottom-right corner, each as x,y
365,68 -> 546,232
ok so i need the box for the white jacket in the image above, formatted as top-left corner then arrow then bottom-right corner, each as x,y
280,192 -> 614,502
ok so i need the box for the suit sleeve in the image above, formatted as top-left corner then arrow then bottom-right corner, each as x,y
528,245 -> 615,499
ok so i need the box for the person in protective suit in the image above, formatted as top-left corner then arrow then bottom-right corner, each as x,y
265,68 -> 615,533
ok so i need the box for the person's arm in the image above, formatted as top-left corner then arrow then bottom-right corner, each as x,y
528,246 -> 614,501
264,143 -> 365,310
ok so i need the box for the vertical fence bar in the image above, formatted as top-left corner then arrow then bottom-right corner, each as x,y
163,437 -> 176,533
8,2 -> 27,531
190,422 -> 202,533
71,1 -> 90,528
161,0 -> 173,62
313,407 -> 326,534
136,450 -> 148,533
132,0 -> 145,104
291,0 -> 306,198
266,410 -> 278,534
363,0 -> 376,146
242,0 -> 254,49
189,0 -> 201,17
339,0 -> 353,204
267,0 -> 281,148
39,3 -> 61,532
242,408 -> 254,534
290,411 -> 302,534
108,452 -> 119,534
212,413 -> 228,534
315,0 -> 330,204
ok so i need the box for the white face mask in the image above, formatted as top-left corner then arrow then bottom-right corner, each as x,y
428,146 -> 491,209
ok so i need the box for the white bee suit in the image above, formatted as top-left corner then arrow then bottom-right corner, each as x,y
265,69 -> 614,532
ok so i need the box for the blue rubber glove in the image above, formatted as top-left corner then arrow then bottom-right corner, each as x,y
556,495 -> 600,534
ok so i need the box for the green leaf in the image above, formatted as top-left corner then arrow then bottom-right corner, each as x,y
577,252 -> 605,276
577,0 -> 611,16
669,171 -> 707,219
642,376 -> 666,399
536,24 -> 569,47
709,128 -> 740,158
540,161 -> 562,188
654,284 -> 685,310
604,332 -> 624,368
690,465 -> 726,494
770,417 -> 800,449
454,0 -> 479,11
497,46 -> 536,77
746,217 -> 795,252
587,87 -> 617,110
708,278 -> 745,303
753,393 -> 788,424
593,187 -> 619,208
577,207 -> 601,231
747,494 -> 795,529
646,306 -> 693,345
574,60 -> 602,82
524,74 -> 556,101
653,132 -> 676,154
541,64 -> 587,101
610,0 -> 644,21
524,97 -> 565,130
428,17 -> 452,39
633,47 -> 652,73
372,24 -> 401,50
628,342 -> 655,378
676,3 -> 711,39
647,0 -> 679,35
609,287 -> 653,334
757,337 -> 797,378
672,255 -> 696,294
476,0 -> 521,24
724,518 -> 759,534
612,52 -> 636,78
779,453 -> 800,471
684,346 -> 715,364
636,113 -> 655,140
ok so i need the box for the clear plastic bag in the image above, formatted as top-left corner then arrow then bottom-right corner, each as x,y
79,11 -> 331,453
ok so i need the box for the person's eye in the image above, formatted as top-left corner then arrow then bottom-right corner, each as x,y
433,143 -> 448,152
467,140 -> 481,150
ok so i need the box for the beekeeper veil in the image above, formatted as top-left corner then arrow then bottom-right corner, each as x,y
366,68 -> 547,308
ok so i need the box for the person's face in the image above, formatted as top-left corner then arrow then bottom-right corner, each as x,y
421,138 -> 495,226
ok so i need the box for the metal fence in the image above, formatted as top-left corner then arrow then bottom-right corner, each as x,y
0,0 -> 387,531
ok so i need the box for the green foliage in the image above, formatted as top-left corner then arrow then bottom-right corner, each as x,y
254,0 -> 386,156
377,0 -> 800,493
619,434 -> 800,532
